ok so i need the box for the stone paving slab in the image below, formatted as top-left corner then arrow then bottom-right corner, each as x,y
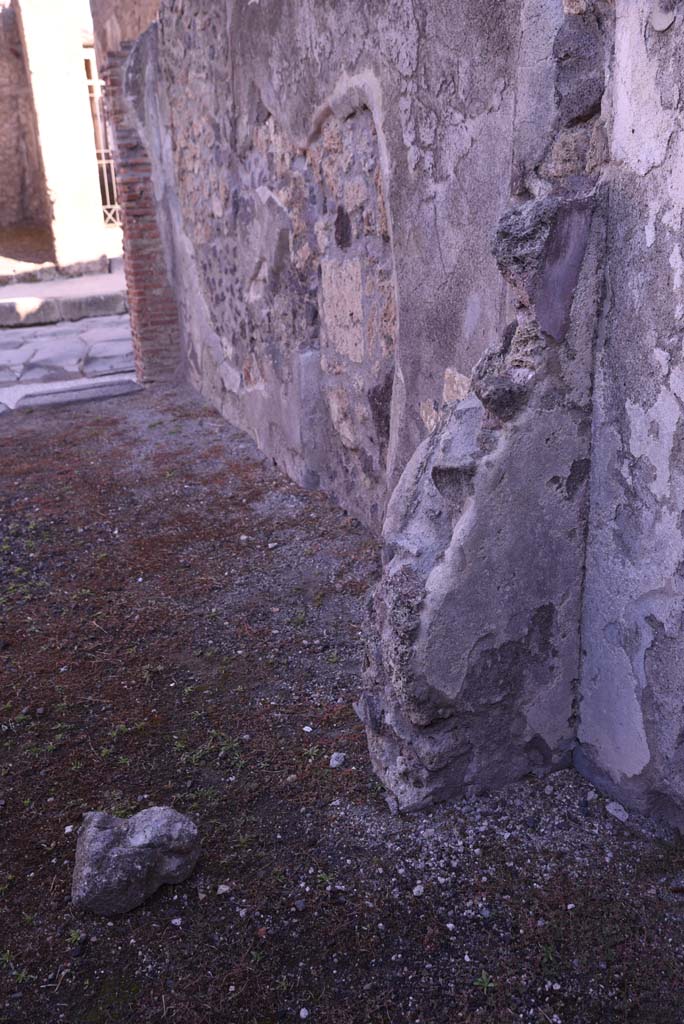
0,271 -> 128,327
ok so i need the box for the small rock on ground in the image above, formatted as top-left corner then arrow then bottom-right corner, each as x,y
71,806 -> 199,915
606,800 -> 629,823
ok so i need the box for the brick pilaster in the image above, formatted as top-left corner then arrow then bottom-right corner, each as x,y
101,47 -> 180,383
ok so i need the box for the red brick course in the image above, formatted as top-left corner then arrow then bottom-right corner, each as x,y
101,47 -> 180,383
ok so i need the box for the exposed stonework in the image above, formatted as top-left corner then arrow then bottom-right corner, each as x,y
357,0 -> 613,810
115,0 -> 524,527
101,45 -> 181,382
87,0 -> 177,382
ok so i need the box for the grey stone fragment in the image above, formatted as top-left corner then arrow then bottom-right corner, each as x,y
329,752 -> 346,769
605,801 -> 629,823
71,806 -> 200,915
553,14 -> 605,127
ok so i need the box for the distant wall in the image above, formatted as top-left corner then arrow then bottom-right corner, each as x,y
0,0 -> 47,228
89,0 -> 159,61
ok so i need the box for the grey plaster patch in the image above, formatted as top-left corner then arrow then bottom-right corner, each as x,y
575,0 -> 684,831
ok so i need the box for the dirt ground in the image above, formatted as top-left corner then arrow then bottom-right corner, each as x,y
1,385 -> 684,1024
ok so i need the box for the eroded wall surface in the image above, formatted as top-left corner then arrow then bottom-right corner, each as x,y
0,0 -> 46,228
361,0 -> 684,827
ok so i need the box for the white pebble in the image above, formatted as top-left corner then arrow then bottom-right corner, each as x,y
606,800 -> 629,823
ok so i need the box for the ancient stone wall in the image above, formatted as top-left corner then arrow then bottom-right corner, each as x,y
0,0 -> 47,228
123,0 -> 524,527
101,44 -> 181,381
112,0 -> 684,830
359,0 -> 613,808
360,0 -> 684,831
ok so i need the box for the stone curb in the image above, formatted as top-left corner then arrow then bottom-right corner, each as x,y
0,373 -> 141,413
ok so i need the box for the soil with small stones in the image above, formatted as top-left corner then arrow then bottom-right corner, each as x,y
1,385 -> 684,1024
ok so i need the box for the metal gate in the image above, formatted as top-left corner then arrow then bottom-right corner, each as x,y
84,49 -> 121,227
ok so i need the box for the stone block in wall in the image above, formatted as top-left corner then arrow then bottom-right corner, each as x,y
320,260 -> 364,364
